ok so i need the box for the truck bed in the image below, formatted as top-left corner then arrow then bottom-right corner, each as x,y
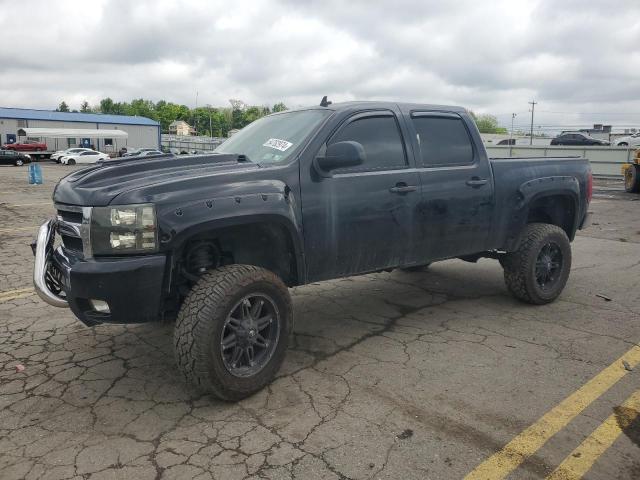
487,156 -> 591,250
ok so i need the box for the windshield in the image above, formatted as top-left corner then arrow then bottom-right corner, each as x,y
215,109 -> 331,164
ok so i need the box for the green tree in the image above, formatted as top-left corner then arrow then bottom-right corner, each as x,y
272,102 -> 287,112
99,98 -> 115,114
242,106 -> 263,125
155,100 -> 190,132
80,101 -> 91,113
57,101 -> 70,112
474,114 -> 507,134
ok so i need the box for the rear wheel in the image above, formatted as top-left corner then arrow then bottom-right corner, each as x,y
624,164 -> 640,193
502,223 -> 571,305
174,265 -> 292,401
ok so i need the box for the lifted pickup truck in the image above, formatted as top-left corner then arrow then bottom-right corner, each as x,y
34,100 -> 592,400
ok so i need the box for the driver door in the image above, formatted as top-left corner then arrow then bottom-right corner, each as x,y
301,110 -> 421,281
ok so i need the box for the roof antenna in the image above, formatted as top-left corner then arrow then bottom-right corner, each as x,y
320,96 -> 332,107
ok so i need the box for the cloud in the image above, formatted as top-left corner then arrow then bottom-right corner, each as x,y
0,0 -> 639,131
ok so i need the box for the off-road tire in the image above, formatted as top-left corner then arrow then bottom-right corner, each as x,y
502,223 -> 572,305
624,164 -> 640,193
174,264 -> 292,401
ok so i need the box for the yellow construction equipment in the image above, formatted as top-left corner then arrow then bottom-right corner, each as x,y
622,150 -> 640,193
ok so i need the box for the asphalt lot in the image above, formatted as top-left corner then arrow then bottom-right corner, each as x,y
1,163 -> 639,480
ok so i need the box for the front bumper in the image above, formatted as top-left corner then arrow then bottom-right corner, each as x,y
33,219 -> 167,326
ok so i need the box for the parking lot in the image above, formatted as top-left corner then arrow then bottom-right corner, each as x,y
1,163 -> 639,479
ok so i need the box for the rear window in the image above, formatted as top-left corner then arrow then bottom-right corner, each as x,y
411,115 -> 474,166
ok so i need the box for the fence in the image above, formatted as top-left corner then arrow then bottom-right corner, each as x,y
485,145 -> 638,177
161,134 -> 225,153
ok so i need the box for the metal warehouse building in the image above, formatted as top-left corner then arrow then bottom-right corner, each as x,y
0,107 -> 160,153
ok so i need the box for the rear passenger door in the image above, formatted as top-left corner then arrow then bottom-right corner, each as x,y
301,110 -> 422,281
407,112 -> 494,261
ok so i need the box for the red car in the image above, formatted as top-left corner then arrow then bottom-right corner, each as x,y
3,140 -> 48,151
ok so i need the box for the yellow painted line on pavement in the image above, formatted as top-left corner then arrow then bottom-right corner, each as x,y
546,389 -> 640,480
0,287 -> 35,302
464,344 -> 640,480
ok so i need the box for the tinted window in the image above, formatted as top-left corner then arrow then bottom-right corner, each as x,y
329,115 -> 406,170
411,116 -> 473,166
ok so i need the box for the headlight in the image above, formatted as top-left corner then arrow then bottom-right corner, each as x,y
90,204 -> 158,255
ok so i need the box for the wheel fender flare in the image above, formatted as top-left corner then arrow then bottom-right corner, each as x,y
506,176 -> 581,250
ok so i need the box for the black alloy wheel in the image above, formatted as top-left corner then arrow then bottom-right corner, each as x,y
221,293 -> 280,378
534,242 -> 563,292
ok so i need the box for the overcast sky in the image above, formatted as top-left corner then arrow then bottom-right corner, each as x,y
1,0 -> 639,131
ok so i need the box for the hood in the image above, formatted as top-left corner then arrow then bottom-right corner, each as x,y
53,153 -> 261,206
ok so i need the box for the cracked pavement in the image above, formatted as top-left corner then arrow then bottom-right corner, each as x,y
1,164 -> 639,479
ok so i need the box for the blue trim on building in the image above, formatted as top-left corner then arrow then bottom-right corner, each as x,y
0,107 -> 159,127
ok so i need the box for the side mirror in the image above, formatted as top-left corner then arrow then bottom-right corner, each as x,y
316,141 -> 366,173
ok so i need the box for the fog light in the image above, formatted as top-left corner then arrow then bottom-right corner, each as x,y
90,299 -> 110,313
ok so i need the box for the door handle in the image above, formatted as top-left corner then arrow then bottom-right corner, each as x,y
389,183 -> 417,194
466,178 -> 488,188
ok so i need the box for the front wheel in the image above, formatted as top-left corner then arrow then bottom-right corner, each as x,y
502,223 -> 572,305
67,159 -> 76,165
15,159 -> 24,166
174,265 -> 292,401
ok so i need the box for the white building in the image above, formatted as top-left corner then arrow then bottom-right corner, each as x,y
0,107 -> 160,153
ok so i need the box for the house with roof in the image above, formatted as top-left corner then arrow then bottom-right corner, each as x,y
168,120 -> 195,136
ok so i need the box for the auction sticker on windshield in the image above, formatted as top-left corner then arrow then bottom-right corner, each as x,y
263,138 -> 293,152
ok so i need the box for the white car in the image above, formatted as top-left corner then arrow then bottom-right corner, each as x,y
51,148 -> 93,163
61,150 -> 109,165
614,133 -> 640,147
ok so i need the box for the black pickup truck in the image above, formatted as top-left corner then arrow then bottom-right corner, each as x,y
33,100 -> 592,400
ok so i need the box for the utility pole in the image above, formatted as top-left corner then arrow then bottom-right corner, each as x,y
194,91 -> 199,135
510,113 -> 517,156
528,100 -> 537,145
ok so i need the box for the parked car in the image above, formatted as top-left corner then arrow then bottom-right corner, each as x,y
51,148 -> 93,163
550,132 -> 610,146
613,133 -> 640,147
121,148 -> 158,157
0,149 -> 31,166
33,100 -> 592,400
129,150 -> 167,157
3,140 -> 48,151
61,150 -> 109,165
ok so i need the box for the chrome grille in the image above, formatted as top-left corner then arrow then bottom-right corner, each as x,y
55,204 -> 91,257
